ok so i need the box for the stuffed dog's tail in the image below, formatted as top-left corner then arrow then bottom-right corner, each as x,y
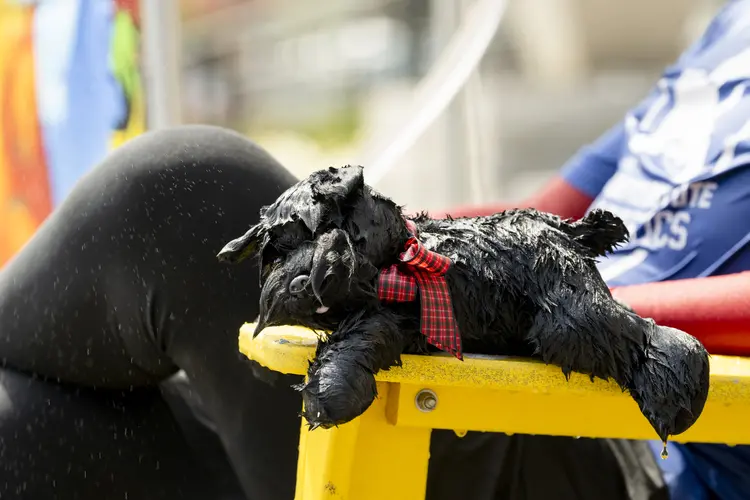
569,209 -> 629,257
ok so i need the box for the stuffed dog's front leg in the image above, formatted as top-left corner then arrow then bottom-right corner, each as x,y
297,307 -> 406,429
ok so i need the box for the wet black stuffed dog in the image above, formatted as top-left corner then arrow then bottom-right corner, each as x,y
218,165 -> 710,444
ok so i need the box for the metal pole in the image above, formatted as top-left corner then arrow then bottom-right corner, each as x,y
363,0 -> 508,190
429,0 -> 466,207
458,0 -> 487,204
140,0 -> 182,130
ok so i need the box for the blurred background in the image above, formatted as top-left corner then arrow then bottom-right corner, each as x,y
0,0 -> 724,264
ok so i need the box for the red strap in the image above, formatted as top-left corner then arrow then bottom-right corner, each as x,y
433,176 -> 593,220
611,271 -> 750,356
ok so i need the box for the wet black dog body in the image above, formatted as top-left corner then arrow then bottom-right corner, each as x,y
218,166 -> 710,443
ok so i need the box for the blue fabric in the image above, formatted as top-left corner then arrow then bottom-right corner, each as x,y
34,0 -> 124,206
561,1 -> 750,497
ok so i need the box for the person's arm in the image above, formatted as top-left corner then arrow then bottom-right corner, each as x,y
438,122 -> 626,220
447,0 -> 738,221
611,272 -> 750,356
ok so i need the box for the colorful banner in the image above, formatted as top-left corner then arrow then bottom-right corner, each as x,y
0,0 -> 145,265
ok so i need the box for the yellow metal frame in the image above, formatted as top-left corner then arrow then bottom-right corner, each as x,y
239,324 -> 750,500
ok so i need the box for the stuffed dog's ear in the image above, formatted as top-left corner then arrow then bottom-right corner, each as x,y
314,165 -> 364,200
309,165 -> 365,231
217,224 -> 264,264
261,165 -> 365,236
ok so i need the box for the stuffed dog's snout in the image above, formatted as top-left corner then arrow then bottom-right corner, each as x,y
254,268 -> 286,337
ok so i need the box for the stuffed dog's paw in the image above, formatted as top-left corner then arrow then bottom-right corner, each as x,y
296,358 -> 378,430
628,323 -> 710,442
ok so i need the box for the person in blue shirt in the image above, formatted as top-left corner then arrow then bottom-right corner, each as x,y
3,1 -> 750,499
449,1 -> 750,497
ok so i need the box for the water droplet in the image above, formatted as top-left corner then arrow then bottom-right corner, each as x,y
661,442 -> 669,460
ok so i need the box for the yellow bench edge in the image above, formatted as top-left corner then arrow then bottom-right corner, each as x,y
238,323 -> 750,402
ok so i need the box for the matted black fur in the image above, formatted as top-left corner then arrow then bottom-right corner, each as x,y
218,165 -> 710,443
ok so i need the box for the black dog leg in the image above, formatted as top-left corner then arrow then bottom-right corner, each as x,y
625,321 -> 709,444
296,307 -> 407,429
527,283 -> 709,443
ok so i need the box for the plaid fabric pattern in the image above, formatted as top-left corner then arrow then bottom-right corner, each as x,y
378,220 -> 463,359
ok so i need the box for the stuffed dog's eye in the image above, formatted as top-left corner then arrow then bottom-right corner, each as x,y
259,254 -> 284,284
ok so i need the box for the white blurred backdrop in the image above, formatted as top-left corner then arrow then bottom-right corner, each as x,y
165,0 -> 723,211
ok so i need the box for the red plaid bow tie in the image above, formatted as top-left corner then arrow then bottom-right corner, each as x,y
378,220 -> 463,359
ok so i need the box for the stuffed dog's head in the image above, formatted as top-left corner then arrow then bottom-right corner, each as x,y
217,165 -> 408,335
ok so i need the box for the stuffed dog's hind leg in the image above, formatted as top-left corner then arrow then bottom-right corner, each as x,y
296,307 -> 407,429
527,279 -> 709,443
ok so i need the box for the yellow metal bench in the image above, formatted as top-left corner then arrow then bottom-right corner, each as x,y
239,324 -> 750,500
